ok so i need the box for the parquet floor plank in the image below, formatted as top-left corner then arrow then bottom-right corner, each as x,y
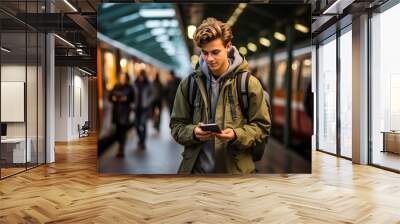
0,135 -> 399,223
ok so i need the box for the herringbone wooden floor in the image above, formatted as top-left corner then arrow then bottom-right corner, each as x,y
1,135 -> 399,223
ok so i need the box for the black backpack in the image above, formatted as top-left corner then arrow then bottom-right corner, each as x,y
187,72 -> 271,161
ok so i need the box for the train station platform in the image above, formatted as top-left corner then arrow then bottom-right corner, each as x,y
98,108 -> 310,174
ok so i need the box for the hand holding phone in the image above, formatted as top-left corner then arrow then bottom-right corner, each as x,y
199,123 -> 222,133
194,123 -> 218,141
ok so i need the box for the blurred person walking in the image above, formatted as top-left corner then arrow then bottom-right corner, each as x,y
109,72 -> 134,157
133,69 -> 156,150
151,72 -> 163,133
166,70 -> 181,114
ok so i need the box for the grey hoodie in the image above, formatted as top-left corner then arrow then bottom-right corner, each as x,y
193,46 -> 244,174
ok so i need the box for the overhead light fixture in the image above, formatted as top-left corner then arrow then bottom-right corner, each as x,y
1,47 -> 11,53
78,67 -> 92,76
63,0 -> 78,12
274,32 -> 286,42
145,20 -> 161,28
115,13 -> 139,24
156,34 -> 169,43
125,24 -> 146,36
304,59 -> 311,66
239,47 -> 247,55
151,27 -> 166,36
168,28 -> 180,36
139,9 -> 175,18
259,37 -> 271,47
76,48 -> 84,55
227,3 -> 247,27
145,19 -> 178,29
120,58 -> 127,68
322,0 -> 348,15
187,25 -> 196,39
169,19 -> 178,27
294,23 -> 309,33
165,48 -> 175,56
54,34 -> 75,48
247,42 -> 257,52
135,33 -> 152,42
161,41 -> 174,49
162,20 -> 170,27
292,62 -> 299,70
238,3 -> 247,10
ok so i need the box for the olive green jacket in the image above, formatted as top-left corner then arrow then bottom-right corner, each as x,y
169,59 -> 271,174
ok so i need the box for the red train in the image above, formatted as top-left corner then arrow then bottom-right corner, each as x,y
249,46 -> 313,146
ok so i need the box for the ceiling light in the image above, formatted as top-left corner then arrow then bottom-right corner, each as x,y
162,20 -> 170,27
292,62 -> 299,70
168,28 -> 180,36
135,33 -> 152,42
156,35 -> 169,43
145,20 -> 161,28
227,3 -> 247,27
259,37 -> 271,47
165,48 -> 175,56
139,9 -> 175,18
151,27 -> 166,36
1,47 -> 11,53
78,67 -> 92,76
161,42 -> 174,50
120,58 -> 127,68
169,20 -> 178,27
304,59 -> 311,66
239,47 -> 247,55
145,19 -> 178,29
116,13 -> 139,24
294,23 -> 309,33
322,0 -> 345,15
125,24 -> 146,36
238,3 -> 247,10
63,0 -> 78,12
274,32 -> 286,42
187,25 -> 196,39
247,42 -> 257,52
54,34 -> 75,48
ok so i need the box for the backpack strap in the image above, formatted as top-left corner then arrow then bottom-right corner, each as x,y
187,73 -> 200,116
236,71 -> 250,120
187,73 -> 198,107
227,85 -> 237,119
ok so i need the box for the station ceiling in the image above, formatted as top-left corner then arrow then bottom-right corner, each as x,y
98,3 -> 192,74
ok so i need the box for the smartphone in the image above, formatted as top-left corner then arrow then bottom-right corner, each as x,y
199,123 -> 222,133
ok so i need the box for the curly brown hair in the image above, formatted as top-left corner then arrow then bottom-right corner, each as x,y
193,17 -> 233,48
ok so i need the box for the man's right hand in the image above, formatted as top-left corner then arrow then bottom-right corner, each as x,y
194,123 -> 214,141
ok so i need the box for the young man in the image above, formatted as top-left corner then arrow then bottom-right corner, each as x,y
170,17 -> 271,174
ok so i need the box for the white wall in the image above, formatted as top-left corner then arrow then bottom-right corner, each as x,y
1,65 -> 35,138
1,64 -> 45,164
55,67 -> 69,141
54,67 -> 89,141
